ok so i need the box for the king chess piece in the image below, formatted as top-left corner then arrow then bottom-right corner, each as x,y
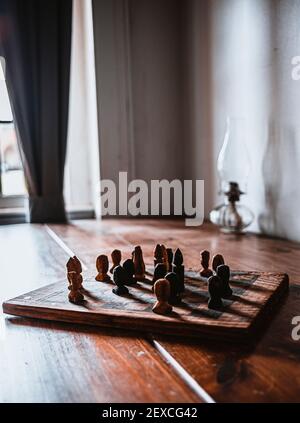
152,278 -> 172,315
200,250 -> 213,278
68,271 -> 84,304
95,255 -> 111,282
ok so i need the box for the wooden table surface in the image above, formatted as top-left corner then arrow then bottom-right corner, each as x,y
0,219 -> 300,403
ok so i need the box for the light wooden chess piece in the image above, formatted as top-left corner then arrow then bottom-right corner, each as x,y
160,244 -> 169,270
95,255 -> 111,282
212,254 -> 225,273
154,244 -> 163,267
68,271 -> 84,304
110,249 -> 122,273
152,278 -> 172,315
133,245 -> 145,280
66,256 -> 83,290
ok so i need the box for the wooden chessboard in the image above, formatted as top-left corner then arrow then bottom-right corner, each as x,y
2,269 -> 289,342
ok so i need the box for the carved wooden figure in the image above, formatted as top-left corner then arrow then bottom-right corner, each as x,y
172,248 -> 185,293
166,248 -> 173,272
212,254 -> 225,273
95,255 -> 111,282
112,265 -> 129,296
165,272 -> 181,305
123,259 -> 135,285
152,278 -> 172,315
154,244 -> 163,267
207,275 -> 223,310
160,244 -> 168,270
217,264 -> 233,298
133,245 -> 145,280
110,249 -> 122,274
68,271 -> 84,304
66,256 -> 83,289
200,250 -> 213,278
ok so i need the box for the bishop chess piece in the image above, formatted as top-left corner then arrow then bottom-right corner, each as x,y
95,255 -> 111,282
123,258 -> 135,285
68,271 -> 84,304
165,272 -> 181,305
217,264 -> 233,298
166,248 -> 173,272
152,278 -> 172,315
152,263 -> 167,290
200,250 -> 213,278
172,248 -> 185,293
133,245 -> 146,280
110,249 -> 122,273
212,254 -> 225,273
207,275 -> 223,310
66,256 -> 83,290
112,265 -> 129,296
154,244 -> 163,267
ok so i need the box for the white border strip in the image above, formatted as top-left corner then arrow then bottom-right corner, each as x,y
45,225 -> 88,271
152,339 -> 216,403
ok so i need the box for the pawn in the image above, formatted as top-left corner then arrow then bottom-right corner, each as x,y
165,272 -> 181,305
207,275 -> 223,310
152,263 -> 167,290
95,255 -> 111,282
166,248 -> 173,272
212,254 -> 225,273
154,244 -> 163,267
217,264 -> 233,298
172,248 -> 185,293
200,250 -> 213,278
123,258 -> 136,285
152,278 -> 173,315
112,265 -> 129,296
110,249 -> 122,273
133,245 -> 146,280
68,271 -> 84,304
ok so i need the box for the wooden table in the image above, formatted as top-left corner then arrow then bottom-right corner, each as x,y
0,219 -> 300,403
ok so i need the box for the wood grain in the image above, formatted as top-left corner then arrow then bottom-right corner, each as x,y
48,219 -> 300,402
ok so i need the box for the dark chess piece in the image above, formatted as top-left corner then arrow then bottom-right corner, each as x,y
133,245 -> 146,280
152,278 -> 172,315
152,263 -> 167,290
123,258 -> 136,285
217,264 -> 233,298
212,254 -> 225,273
207,275 -> 223,310
166,248 -> 173,272
95,255 -> 111,282
165,272 -> 181,305
66,256 -> 83,290
200,250 -> 213,278
110,249 -> 122,273
68,271 -> 84,304
154,244 -> 163,267
112,265 -> 129,296
172,248 -> 185,293
160,244 -> 168,269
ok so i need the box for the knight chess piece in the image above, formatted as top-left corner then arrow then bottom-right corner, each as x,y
133,245 -> 146,280
68,271 -> 84,304
200,250 -> 213,278
166,248 -> 173,272
95,255 -> 111,282
165,272 -> 181,305
110,249 -> 122,274
123,258 -> 136,285
217,264 -> 233,298
154,244 -> 163,267
112,265 -> 129,296
152,278 -> 173,315
66,256 -> 83,290
172,248 -> 185,293
207,275 -> 223,310
212,254 -> 225,273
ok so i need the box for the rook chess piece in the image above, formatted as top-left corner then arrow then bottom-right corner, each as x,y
200,250 -> 213,278
110,249 -> 122,273
212,254 -> 225,273
166,248 -> 173,272
133,245 -> 146,280
165,272 -> 181,305
112,265 -> 129,295
95,255 -> 111,282
172,248 -> 185,293
68,271 -> 84,304
154,244 -> 163,267
152,278 -> 172,315
123,258 -> 136,285
217,264 -> 233,298
207,275 -> 223,310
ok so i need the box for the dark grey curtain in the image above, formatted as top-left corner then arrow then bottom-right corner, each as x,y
0,0 -> 72,222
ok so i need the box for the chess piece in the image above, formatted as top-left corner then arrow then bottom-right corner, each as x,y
95,255 -> 111,282
212,254 -> 225,273
110,249 -> 122,273
166,248 -> 173,272
217,264 -> 233,298
68,271 -> 84,304
112,265 -> 129,295
154,244 -> 163,267
165,272 -> 181,305
133,245 -> 146,280
66,256 -> 83,289
207,275 -> 223,310
152,278 -> 172,315
160,244 -> 168,269
152,263 -> 167,288
172,248 -> 185,293
123,258 -> 135,285
200,250 -> 213,278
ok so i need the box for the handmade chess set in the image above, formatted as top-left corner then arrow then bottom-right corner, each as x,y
2,245 -> 289,342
